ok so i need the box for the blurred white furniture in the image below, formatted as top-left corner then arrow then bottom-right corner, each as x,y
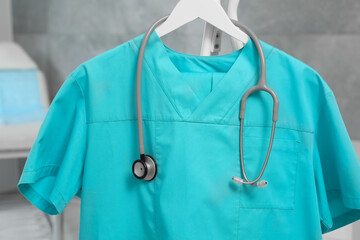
0,41 -> 66,240
0,42 -> 49,161
0,42 -> 65,240
0,1 -> 64,239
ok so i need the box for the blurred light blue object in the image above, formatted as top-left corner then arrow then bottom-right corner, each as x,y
0,69 -> 46,124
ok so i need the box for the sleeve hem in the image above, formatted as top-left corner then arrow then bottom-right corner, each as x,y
17,165 -> 68,215
321,190 -> 360,233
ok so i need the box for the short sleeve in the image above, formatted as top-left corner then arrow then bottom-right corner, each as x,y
17,67 -> 87,215
314,89 -> 360,233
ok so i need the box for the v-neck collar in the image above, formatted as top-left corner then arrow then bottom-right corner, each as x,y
135,31 -> 274,123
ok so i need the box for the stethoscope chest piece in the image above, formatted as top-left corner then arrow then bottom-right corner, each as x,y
132,155 -> 157,181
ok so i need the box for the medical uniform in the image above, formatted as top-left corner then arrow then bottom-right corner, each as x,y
18,32 -> 360,240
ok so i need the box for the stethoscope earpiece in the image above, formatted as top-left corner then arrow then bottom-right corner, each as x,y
132,155 -> 157,181
232,177 -> 268,188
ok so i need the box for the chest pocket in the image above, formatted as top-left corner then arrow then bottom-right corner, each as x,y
237,135 -> 300,210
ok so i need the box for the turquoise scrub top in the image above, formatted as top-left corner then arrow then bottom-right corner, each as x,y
18,31 -> 360,240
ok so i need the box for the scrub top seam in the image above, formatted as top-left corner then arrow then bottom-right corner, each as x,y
72,65 -> 88,125
235,167 -> 241,240
153,121 -> 159,239
182,75 -> 202,103
142,58 -> 183,119
22,164 -> 60,173
321,217 -> 332,232
237,206 -> 295,210
221,47 -> 275,122
221,75 -> 255,122
313,73 -> 333,138
86,118 -> 313,133
53,186 -> 67,209
292,152 -> 300,210
129,40 -> 183,120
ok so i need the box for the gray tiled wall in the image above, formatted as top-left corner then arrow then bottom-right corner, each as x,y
12,0 -> 360,139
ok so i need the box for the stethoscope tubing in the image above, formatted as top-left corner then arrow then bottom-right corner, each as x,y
231,20 -> 279,186
135,16 -> 279,186
136,16 -> 169,156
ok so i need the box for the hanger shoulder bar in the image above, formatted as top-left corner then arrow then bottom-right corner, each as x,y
156,0 -> 248,43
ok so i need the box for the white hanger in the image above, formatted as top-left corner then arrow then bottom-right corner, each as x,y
200,0 -> 225,56
227,0 -> 243,51
156,0 -> 249,45
200,0 -> 244,56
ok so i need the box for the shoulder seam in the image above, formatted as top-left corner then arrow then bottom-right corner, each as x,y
313,72 -> 334,138
72,66 -> 88,125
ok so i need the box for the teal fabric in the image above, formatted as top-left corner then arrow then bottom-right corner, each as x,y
18,32 -> 360,240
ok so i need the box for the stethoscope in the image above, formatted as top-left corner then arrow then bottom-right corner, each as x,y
132,16 -> 279,187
